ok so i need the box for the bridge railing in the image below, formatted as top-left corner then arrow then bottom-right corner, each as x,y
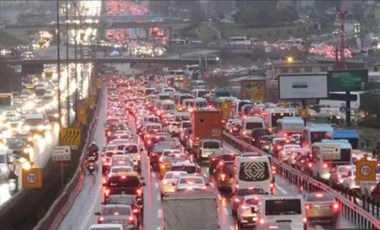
222,130 -> 380,229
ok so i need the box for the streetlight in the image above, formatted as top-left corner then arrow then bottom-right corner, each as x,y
287,56 -> 294,63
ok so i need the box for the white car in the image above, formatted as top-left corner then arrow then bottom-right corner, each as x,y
108,165 -> 134,178
176,176 -> 207,191
160,171 -> 188,195
168,121 -> 180,135
278,144 -> 302,162
236,195 -> 259,228
287,148 -> 310,166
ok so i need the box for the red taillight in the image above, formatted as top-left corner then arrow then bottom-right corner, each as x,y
323,163 -> 328,168
303,217 -> 307,223
276,145 -> 282,150
219,161 -> 224,166
114,211 -> 119,216
259,219 -> 265,224
241,204 -> 250,210
128,216 -> 135,224
98,216 -> 104,223
220,173 -> 226,181
105,189 -> 110,196
136,188 -> 142,196
306,205 -> 310,210
234,198 -> 240,203
332,203 -> 339,210
308,163 -> 312,168
133,208 -> 139,214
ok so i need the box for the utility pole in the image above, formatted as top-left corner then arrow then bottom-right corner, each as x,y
73,0 -> 78,123
56,0 -> 62,130
66,0 -> 70,127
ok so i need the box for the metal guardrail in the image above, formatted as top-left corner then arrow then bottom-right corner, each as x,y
222,130 -> 380,229
33,88 -> 103,230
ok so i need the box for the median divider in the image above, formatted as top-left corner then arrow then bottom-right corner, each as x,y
33,88 -> 104,230
222,130 -> 380,229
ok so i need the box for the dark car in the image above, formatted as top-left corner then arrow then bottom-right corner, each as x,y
250,128 -> 271,146
149,140 -> 180,170
230,122 -> 242,136
208,151 -> 238,175
103,194 -> 143,222
103,173 -> 145,201
5,138 -> 30,159
214,160 -> 234,193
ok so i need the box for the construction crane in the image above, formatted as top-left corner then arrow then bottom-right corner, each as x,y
336,7 -> 348,70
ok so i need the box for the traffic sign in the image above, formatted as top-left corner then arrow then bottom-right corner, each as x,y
356,159 -> 376,182
52,146 -> 71,161
321,144 -> 341,160
22,168 -> 42,189
59,128 -> 81,147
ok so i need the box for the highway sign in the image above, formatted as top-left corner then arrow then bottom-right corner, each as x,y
356,159 -> 376,182
52,146 -> 71,161
22,168 -> 43,189
321,144 -> 341,160
328,69 -> 368,92
59,128 -> 81,147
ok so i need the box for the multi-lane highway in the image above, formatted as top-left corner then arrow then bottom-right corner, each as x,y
58,88 -> 357,230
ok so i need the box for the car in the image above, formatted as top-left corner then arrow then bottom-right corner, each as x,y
231,188 -> 268,216
169,160 -> 201,175
149,140 -> 180,170
278,144 -> 302,162
236,195 -> 259,228
329,165 -> 355,185
160,171 -> 188,196
287,148 -> 311,166
103,173 -> 145,202
159,152 -> 189,178
103,194 -> 143,222
94,204 -> 138,229
175,176 -> 208,191
107,166 -> 134,178
208,151 -> 237,175
304,192 -> 340,224
214,160 -> 234,193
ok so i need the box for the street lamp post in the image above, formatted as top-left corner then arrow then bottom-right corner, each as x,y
65,0 -> 70,127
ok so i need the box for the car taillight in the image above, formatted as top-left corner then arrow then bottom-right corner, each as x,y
136,188 -> 142,196
303,217 -> 307,223
133,208 -> 139,213
308,163 -> 312,168
259,219 -> 265,224
323,163 -> 328,168
98,216 -> 104,223
276,145 -> 282,150
331,203 -> 339,210
306,205 -> 310,210
128,216 -> 135,224
241,204 -> 250,210
220,173 -> 226,181
234,198 -> 240,203
272,166 -> 276,174
105,189 -> 110,196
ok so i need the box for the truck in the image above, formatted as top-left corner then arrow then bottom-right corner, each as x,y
162,191 -> 220,230
189,109 -> 223,152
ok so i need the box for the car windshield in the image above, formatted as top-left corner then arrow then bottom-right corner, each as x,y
107,176 -> 141,187
246,122 -> 263,129
124,145 -> 138,154
102,207 -> 130,215
107,196 -> 135,205
163,104 -> 174,110
245,198 -> 259,205
265,199 -> 302,215
171,165 -> 196,174
165,172 -> 187,179
179,177 -> 203,184
111,167 -> 133,174
237,188 -> 265,196
203,141 -> 220,149
182,122 -> 191,128
305,193 -> 335,202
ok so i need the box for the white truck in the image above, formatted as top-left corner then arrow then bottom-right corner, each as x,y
162,191 -> 220,230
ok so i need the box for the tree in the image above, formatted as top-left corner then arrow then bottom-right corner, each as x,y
0,60 -> 21,92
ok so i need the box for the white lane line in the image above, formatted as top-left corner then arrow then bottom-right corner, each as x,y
157,194 -> 161,201
155,182 -> 159,188
217,194 -> 222,200
158,208 -> 163,218
276,184 -> 288,194
203,173 -> 208,178
223,207 -> 228,215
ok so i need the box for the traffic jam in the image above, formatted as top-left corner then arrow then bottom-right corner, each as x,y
88,71 -> 380,230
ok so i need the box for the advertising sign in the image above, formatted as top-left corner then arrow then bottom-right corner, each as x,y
328,69 -> 368,92
278,74 -> 328,99
240,79 -> 266,102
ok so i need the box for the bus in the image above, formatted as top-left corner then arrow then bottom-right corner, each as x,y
0,94 -> 13,107
302,123 -> 334,149
276,117 -> 304,137
233,100 -> 252,117
261,108 -> 296,131
228,36 -> 252,46
318,91 -> 366,110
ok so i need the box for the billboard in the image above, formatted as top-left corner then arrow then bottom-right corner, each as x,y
328,69 -> 368,92
278,74 -> 328,99
240,79 -> 266,102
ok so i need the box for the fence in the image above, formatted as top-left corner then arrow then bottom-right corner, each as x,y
222,131 -> 380,229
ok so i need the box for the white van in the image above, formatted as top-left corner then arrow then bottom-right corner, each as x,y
240,116 -> 265,141
232,155 -> 273,194
191,80 -> 206,89
182,98 -> 195,110
191,89 -> 209,98
23,113 -> 51,135
198,139 -> 221,160
276,117 -> 304,137
159,100 -> 176,114
257,195 -> 307,230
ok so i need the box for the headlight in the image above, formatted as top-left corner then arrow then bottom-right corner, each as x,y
27,136 -> 33,142
24,125 -> 31,131
37,125 -> 44,131
53,113 -> 59,118
0,166 -> 8,173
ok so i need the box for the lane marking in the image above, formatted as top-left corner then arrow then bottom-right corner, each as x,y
157,194 -> 161,201
203,173 -> 208,178
276,184 -> 288,194
158,208 -> 163,218
224,207 -> 228,215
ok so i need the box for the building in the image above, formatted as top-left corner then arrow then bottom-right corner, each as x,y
268,59 -> 331,78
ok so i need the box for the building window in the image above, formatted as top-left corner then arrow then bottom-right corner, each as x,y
320,67 -> 328,72
292,67 -> 300,73
305,67 -> 312,72
281,68 -> 288,73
